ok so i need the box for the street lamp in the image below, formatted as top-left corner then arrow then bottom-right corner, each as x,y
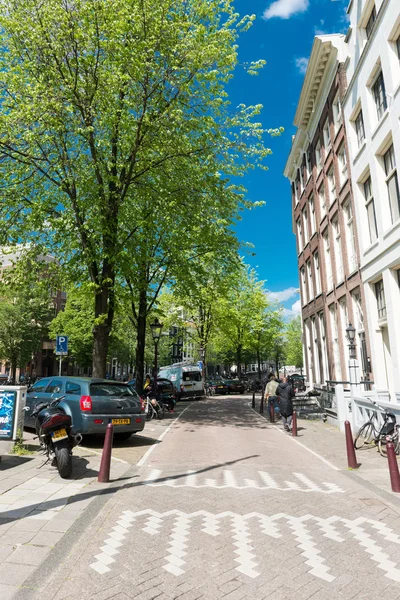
345,323 -> 357,360
150,318 -> 163,390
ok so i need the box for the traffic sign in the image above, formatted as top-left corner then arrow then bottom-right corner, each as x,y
198,361 -> 203,371
56,335 -> 68,356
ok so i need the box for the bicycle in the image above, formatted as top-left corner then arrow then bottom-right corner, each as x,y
144,395 -> 165,421
354,400 -> 400,457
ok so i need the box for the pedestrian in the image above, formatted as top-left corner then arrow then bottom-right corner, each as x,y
143,374 -> 151,392
276,376 -> 295,431
264,373 -> 279,420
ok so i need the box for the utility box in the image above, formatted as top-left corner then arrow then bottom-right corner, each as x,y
0,386 -> 27,455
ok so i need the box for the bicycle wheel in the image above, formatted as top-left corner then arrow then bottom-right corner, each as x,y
157,403 -> 165,420
379,430 -> 400,457
354,422 -> 375,449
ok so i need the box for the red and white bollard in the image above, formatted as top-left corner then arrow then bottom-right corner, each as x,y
98,422 -> 114,483
344,420 -> 359,469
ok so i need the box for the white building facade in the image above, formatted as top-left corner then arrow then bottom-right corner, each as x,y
343,0 -> 400,401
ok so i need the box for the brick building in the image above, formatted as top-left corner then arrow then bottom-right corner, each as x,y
284,35 -> 372,389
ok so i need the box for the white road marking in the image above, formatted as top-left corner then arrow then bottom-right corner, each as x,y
272,424 -> 340,471
90,509 -> 400,583
137,405 -> 191,467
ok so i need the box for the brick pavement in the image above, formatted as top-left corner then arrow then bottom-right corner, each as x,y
21,397 -> 400,600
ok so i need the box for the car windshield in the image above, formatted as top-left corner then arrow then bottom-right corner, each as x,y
182,372 -> 201,382
90,383 -> 139,399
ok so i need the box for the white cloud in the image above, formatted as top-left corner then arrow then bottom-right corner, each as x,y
284,299 -> 302,319
269,287 -> 299,303
295,57 -> 309,74
263,0 -> 309,20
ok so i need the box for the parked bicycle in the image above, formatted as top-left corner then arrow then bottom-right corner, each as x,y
354,400 -> 400,457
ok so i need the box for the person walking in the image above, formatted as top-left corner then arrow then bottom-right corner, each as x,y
264,373 -> 279,422
276,376 -> 295,431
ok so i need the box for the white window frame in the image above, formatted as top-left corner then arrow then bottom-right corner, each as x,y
332,217 -> 344,283
314,251 -> 321,295
363,175 -> 378,243
296,217 -> 303,253
372,71 -> 388,121
302,207 -> 309,245
315,141 -> 322,170
337,144 -> 347,188
323,231 -> 333,291
332,94 -> 342,135
318,185 -> 326,221
355,110 -> 365,148
343,199 -> 357,272
311,317 -> 321,384
318,311 -> 329,384
383,144 -> 400,224
365,5 -> 376,40
323,119 -> 331,152
327,168 -> 336,203
301,267 -> 308,305
329,304 -> 342,381
309,195 -> 316,235
307,259 -> 313,300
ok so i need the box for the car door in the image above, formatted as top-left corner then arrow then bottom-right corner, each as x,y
25,378 -> 51,426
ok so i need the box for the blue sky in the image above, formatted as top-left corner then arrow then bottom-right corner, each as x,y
230,0 -> 348,317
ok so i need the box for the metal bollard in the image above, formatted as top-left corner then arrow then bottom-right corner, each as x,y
252,391 -> 255,409
386,441 -> 400,493
344,420 -> 359,469
270,402 -> 275,423
292,411 -> 297,437
98,422 -> 114,483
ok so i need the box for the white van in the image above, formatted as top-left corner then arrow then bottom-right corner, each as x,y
158,363 -> 204,400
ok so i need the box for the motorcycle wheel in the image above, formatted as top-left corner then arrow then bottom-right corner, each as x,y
54,440 -> 73,479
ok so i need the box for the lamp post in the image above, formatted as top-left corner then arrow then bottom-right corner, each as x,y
345,323 -> 357,361
150,318 -> 163,390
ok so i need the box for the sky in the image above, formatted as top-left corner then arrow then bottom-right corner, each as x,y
229,0 -> 348,318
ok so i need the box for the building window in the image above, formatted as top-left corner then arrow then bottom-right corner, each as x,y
301,267 -> 308,304
307,259 -> 313,300
344,200 -> 357,272
337,144 -> 347,188
329,304 -> 342,381
318,185 -> 326,220
323,119 -> 331,151
297,218 -> 303,253
311,317 -> 321,384
323,231 -> 333,291
372,71 -> 387,120
309,196 -> 316,235
355,110 -> 365,147
363,175 -> 378,243
318,311 -> 329,384
299,166 -> 304,190
315,141 -> 322,170
302,207 -> 309,245
333,94 -> 342,134
305,151 -> 311,179
365,6 -> 376,39
332,217 -> 344,283
314,252 -> 321,295
375,279 -> 387,320
383,144 -> 400,224
327,168 -> 336,202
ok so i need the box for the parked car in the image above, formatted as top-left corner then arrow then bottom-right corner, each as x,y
224,379 -> 246,394
213,380 -> 229,395
24,377 -> 145,440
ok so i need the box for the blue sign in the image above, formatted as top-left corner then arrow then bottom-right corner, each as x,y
198,361 -> 203,371
56,335 -> 68,355
0,391 -> 17,439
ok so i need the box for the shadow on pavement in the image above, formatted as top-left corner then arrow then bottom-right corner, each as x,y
0,455 -> 36,470
179,398 -> 270,430
0,454 -> 258,525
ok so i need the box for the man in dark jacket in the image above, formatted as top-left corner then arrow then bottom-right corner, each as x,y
276,376 -> 295,431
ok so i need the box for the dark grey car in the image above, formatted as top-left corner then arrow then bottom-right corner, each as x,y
24,377 -> 145,440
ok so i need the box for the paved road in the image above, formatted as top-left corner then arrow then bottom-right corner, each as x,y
23,397 -> 400,600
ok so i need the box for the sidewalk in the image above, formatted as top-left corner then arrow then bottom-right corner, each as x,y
260,410 -> 400,508
0,405 -> 187,599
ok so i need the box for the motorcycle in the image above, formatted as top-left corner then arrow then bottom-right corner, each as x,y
25,393 -> 82,479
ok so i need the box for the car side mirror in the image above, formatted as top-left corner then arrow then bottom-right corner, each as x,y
54,386 -> 61,394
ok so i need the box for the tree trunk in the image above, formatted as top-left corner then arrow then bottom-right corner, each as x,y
257,349 -> 261,381
135,287 -> 147,395
236,346 -> 242,379
92,277 -> 114,378
11,361 -> 17,384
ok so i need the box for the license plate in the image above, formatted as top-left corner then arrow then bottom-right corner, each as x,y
112,418 -> 131,425
52,428 -> 68,441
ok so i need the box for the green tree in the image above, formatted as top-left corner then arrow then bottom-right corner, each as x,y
0,0 -> 282,379
285,315 -> 304,369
